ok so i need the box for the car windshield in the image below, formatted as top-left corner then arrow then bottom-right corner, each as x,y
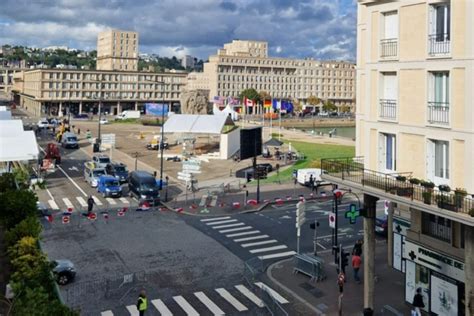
93,170 -> 105,177
115,166 -> 127,172
105,180 -> 119,187
140,182 -> 157,190
67,137 -> 77,142
99,158 -> 110,164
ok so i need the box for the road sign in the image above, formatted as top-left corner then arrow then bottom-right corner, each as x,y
296,201 -> 306,228
101,133 -> 116,145
345,204 -> 361,224
329,212 -> 336,229
177,172 -> 192,181
62,215 -> 70,224
182,164 -> 201,171
88,212 -> 97,220
183,159 -> 201,166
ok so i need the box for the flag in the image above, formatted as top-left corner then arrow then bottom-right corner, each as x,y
244,97 -> 255,107
213,96 -> 225,106
272,99 -> 281,111
264,99 -> 272,108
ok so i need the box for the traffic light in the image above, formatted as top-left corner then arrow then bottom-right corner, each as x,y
309,221 -> 320,229
341,249 -> 350,271
333,245 -> 340,265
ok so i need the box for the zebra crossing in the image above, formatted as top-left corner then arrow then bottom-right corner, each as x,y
47,195 -> 135,212
101,282 -> 288,315
201,216 -> 296,260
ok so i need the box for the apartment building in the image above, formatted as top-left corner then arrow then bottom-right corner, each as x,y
0,67 -> 26,94
97,29 -> 139,71
322,1 -> 474,315
188,40 -> 356,110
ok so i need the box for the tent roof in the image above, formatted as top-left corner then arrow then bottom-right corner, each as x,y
163,114 -> 233,134
0,131 -> 39,162
0,120 -> 24,137
0,111 -> 12,120
264,138 -> 284,147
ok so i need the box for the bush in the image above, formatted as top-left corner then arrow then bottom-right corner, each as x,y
438,184 -> 451,192
421,180 -> 435,189
12,286 -> 79,316
141,118 -> 163,126
395,175 -> 407,182
0,172 -> 16,192
5,216 -> 42,248
0,190 -> 37,229
409,178 -> 421,185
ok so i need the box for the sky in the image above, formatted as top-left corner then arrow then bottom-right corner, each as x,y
0,0 -> 357,61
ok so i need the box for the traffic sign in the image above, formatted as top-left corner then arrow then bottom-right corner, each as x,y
88,212 -> 97,220
296,201 -> 306,228
102,133 -> 116,145
177,172 -> 192,181
182,164 -> 201,171
329,212 -> 336,229
62,215 -> 70,224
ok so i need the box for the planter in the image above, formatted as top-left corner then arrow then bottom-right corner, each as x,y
396,187 -> 413,197
437,200 -> 457,212
454,194 -> 465,209
422,192 -> 432,205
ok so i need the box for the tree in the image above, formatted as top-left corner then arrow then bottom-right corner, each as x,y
307,95 -> 321,106
340,105 -> 351,113
259,90 -> 271,101
239,88 -> 260,103
322,100 -> 337,113
5,216 -> 42,248
12,286 -> 79,316
0,189 -> 37,229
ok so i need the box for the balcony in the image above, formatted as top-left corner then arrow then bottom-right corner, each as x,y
380,38 -> 398,58
427,102 -> 449,125
379,99 -> 397,120
320,157 -> 474,223
428,33 -> 450,55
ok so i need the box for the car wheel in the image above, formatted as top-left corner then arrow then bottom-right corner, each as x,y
57,274 -> 69,285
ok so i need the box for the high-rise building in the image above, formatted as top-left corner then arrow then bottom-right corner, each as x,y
181,55 -> 195,69
97,29 -> 138,71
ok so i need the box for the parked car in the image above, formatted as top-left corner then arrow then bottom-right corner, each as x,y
105,162 -> 129,183
146,141 -> 169,150
84,162 -> 106,187
37,118 -> 50,129
61,132 -> 79,149
92,154 -> 111,169
128,171 -> 160,205
99,117 -> 109,125
97,175 -> 122,197
375,215 -> 388,237
73,113 -> 89,120
52,259 -> 76,285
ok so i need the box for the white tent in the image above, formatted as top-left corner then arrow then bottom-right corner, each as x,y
0,111 -> 12,120
163,114 -> 232,134
0,131 -> 39,162
0,120 -> 24,137
213,104 -> 239,121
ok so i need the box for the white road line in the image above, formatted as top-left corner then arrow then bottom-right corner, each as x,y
106,198 -> 117,205
151,299 -> 173,316
56,165 -> 88,197
317,233 -> 347,239
249,245 -> 287,253
219,226 -> 253,233
254,282 -> 289,304
125,305 -> 139,316
62,198 -> 74,209
92,196 -> 103,206
200,216 -> 231,222
212,222 -> 245,229
205,219 -> 238,226
226,230 -> 260,238
120,197 -> 129,204
215,288 -> 248,312
101,311 -> 114,316
48,199 -> 59,210
234,235 -> 269,242
173,295 -> 199,316
194,291 -> 225,315
258,251 -> 297,260
76,197 -> 87,207
241,240 -> 278,248
235,284 -> 264,308
317,242 -> 327,250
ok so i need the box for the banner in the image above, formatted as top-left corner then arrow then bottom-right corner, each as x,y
227,97 -> 240,106
244,97 -> 255,107
213,96 -> 225,106
145,103 -> 169,116
264,99 -> 272,108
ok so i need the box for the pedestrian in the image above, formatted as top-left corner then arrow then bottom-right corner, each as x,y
352,253 -> 362,283
412,288 -> 425,316
78,128 -> 81,135
136,290 -> 148,316
87,195 -> 95,213
352,239 -> 363,257
309,174 -> 315,192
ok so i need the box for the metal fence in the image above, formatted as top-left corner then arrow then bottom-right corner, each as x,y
379,99 -> 397,120
380,38 -> 398,58
428,33 -> 450,55
428,102 -> 450,125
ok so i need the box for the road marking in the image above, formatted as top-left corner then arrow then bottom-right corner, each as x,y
205,219 -> 238,226
101,311 -> 114,316
194,291 -> 225,315
215,288 -> 248,312
317,242 -> 327,250
92,196 -> 103,206
125,305 -> 139,316
226,230 -> 260,238
200,216 -> 231,222
173,295 -> 199,316
48,199 -> 59,210
233,235 -> 269,242
56,165 -> 88,197
249,245 -> 287,253
241,240 -> 278,248
62,198 -> 74,209
235,285 -> 264,308
119,197 -> 129,204
76,197 -> 87,207
106,198 -> 117,205
258,251 -> 297,260
212,222 -> 245,229
254,282 -> 289,304
219,226 -> 253,233
316,233 -> 347,239
151,299 -> 173,316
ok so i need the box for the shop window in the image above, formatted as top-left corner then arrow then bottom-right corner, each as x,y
422,213 -> 451,243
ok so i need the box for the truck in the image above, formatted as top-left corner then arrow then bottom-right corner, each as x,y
296,168 -> 330,187
115,110 -> 140,120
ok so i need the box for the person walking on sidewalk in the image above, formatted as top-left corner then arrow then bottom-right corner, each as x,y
352,239 -> 363,257
309,175 -> 315,192
412,288 -> 425,316
352,253 -> 362,283
87,195 -> 95,214
137,290 -> 148,316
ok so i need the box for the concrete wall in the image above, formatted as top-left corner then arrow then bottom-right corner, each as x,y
220,127 -> 240,159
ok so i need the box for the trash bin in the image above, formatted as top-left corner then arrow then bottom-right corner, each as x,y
93,143 -> 100,153
363,308 -> 373,316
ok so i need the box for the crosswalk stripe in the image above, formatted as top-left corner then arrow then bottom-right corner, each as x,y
234,235 -> 269,242
249,245 -> 287,253
226,230 -> 260,238
48,199 -> 59,210
101,311 -> 114,316
235,284 -> 264,308
258,251 -> 297,260
215,288 -> 248,312
151,299 -> 173,316
200,216 -> 231,222
120,197 -> 129,204
173,295 -> 199,316
106,198 -> 117,205
254,282 -> 289,304
62,198 -> 73,209
241,240 -> 277,248
125,305 -> 139,316
205,219 -> 238,226
92,196 -> 103,206
76,197 -> 87,207
194,291 -> 225,315
212,222 -> 244,229
219,226 -> 253,233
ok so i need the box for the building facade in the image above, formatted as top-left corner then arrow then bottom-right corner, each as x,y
181,55 -> 195,69
188,40 -> 356,110
97,29 -> 139,72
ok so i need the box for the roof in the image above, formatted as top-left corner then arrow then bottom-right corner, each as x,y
163,114 -> 234,134
0,111 -> 12,120
0,130 -> 39,162
264,138 -> 284,147
0,120 -> 23,137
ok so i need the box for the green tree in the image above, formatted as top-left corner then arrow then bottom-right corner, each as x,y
0,189 -> 37,229
5,216 -> 42,248
239,88 -> 260,103
322,100 -> 337,112
0,172 -> 16,192
340,105 -> 351,113
12,286 -> 79,316
307,95 -> 321,106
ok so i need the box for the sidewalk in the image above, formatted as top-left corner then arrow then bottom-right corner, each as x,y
267,241 -> 412,316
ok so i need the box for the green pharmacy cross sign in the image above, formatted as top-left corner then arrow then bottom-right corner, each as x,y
345,204 -> 361,224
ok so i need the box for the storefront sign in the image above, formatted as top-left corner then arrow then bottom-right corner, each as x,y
431,274 -> 458,316
403,241 -> 464,282
393,217 -> 410,236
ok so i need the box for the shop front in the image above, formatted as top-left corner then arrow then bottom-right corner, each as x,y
403,240 -> 465,315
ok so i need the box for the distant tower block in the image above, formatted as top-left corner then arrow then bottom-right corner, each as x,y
96,29 -> 138,71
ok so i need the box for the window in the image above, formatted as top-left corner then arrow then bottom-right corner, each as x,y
427,139 -> 449,183
429,3 -> 450,54
380,72 -> 397,119
381,11 -> 398,57
428,71 -> 449,124
422,213 -> 451,243
379,133 -> 396,172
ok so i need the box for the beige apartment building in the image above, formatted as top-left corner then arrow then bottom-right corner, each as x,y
97,29 -> 139,71
322,1 -> 474,315
187,40 -> 356,110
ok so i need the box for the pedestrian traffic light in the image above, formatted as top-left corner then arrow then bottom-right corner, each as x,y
333,245 -> 340,265
341,250 -> 350,270
309,221 -> 320,229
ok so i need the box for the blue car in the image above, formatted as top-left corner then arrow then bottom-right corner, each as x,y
97,175 -> 122,198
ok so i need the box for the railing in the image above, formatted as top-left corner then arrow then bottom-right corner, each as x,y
320,157 -> 474,215
380,38 -> 398,58
428,102 -> 450,125
379,99 -> 397,120
428,33 -> 450,55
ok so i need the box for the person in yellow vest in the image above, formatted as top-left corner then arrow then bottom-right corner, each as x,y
136,290 -> 147,316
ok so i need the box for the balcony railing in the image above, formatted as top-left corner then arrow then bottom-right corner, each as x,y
428,33 -> 450,55
428,102 -> 450,125
380,38 -> 398,58
320,157 -> 474,216
379,99 -> 397,120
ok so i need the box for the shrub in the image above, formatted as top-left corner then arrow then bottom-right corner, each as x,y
454,188 -> 468,196
395,175 -> 407,182
438,184 -> 451,192
141,118 -> 163,126
409,178 -> 421,185
5,216 -> 42,248
421,180 -> 435,189
0,190 -> 37,229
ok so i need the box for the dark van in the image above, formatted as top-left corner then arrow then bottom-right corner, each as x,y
128,171 -> 160,205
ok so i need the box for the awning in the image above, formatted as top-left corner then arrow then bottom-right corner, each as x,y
0,131 -> 39,162
0,111 -> 12,120
0,120 -> 24,137
264,138 -> 284,147
163,114 -> 234,134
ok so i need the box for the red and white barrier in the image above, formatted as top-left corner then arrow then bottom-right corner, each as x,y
175,207 -> 184,213
62,215 -> 70,224
247,199 -> 258,206
232,202 -> 241,208
275,198 -> 284,205
88,212 -> 97,221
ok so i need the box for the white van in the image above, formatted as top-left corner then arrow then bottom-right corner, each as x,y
297,168 -> 330,186
84,162 -> 106,187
